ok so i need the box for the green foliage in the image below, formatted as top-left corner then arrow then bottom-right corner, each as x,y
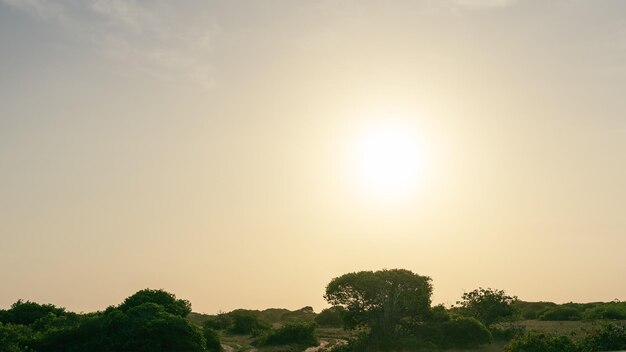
0,322 -> 33,352
201,313 -> 232,331
512,301 -> 558,320
583,303 -> 626,320
117,288 -> 192,317
31,289 -> 208,352
578,323 -> 626,352
490,324 -> 525,341
280,306 -> 316,323
539,306 -> 582,321
197,306 -> 314,333
504,331 -> 578,352
0,301 -> 67,327
113,302 -> 206,352
514,300 -> 626,322
426,304 -> 451,323
314,306 -> 345,328
255,322 -> 317,347
202,327 -> 223,352
324,268 -> 432,343
456,287 -> 519,327
227,310 -> 270,335
441,317 -> 492,349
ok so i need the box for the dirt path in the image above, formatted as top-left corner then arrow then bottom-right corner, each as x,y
304,339 -> 329,352
221,344 -> 234,352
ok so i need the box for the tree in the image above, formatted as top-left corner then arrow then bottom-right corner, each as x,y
0,300 -> 67,326
456,287 -> 518,327
0,322 -> 33,352
118,288 -> 191,317
35,290 -> 207,352
324,269 -> 432,343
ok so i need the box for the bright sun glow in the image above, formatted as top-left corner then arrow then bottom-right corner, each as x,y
352,119 -> 428,201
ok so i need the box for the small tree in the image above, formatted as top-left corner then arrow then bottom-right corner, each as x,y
456,287 -> 518,327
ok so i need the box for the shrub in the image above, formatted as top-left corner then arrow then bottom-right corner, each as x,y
1,300 -> 67,326
512,301 -> 558,321
256,322 -> 317,347
202,313 -> 232,331
314,306 -> 345,328
118,289 -> 192,317
441,317 -> 492,349
578,323 -> 626,352
539,307 -> 582,321
228,311 -> 270,335
504,331 -> 578,352
203,326 -> 223,352
0,322 -> 33,352
583,306 -> 626,320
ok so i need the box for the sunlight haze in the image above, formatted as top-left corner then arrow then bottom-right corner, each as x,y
1,0 -> 625,314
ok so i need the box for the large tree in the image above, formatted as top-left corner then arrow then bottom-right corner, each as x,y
324,269 -> 432,342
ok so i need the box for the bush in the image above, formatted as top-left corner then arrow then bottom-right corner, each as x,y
441,317 -> 492,349
583,306 -> 626,320
203,326 -> 223,352
504,331 -> 578,352
227,311 -> 270,335
118,289 -> 192,317
539,307 -> 582,321
513,301 -> 558,320
0,322 -> 33,352
578,323 -> 626,352
0,300 -> 67,326
33,293 -> 207,352
490,324 -> 525,341
456,287 -> 518,327
314,306 -> 344,328
202,313 -> 232,331
256,322 -> 317,347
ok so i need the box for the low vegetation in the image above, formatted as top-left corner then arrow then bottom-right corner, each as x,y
1,269 -> 624,352
255,321 -> 317,347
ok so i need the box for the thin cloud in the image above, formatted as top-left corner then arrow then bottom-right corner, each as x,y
0,0 -> 217,87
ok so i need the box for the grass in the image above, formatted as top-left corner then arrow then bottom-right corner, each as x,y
518,319 -> 626,340
216,320 -> 626,352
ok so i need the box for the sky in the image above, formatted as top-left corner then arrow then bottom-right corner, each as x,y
1,0 -> 625,314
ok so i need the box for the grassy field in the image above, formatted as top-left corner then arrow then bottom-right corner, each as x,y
519,319 -> 626,339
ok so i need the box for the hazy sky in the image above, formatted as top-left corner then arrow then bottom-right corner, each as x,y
1,0 -> 625,314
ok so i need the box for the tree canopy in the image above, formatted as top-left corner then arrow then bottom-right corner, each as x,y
456,287 -> 518,327
324,269 -> 432,342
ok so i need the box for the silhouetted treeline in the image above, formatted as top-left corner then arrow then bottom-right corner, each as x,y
1,269 -> 625,352
513,300 -> 626,321
0,289 -> 220,352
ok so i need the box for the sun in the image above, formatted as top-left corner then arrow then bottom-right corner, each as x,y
351,120 -> 428,201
